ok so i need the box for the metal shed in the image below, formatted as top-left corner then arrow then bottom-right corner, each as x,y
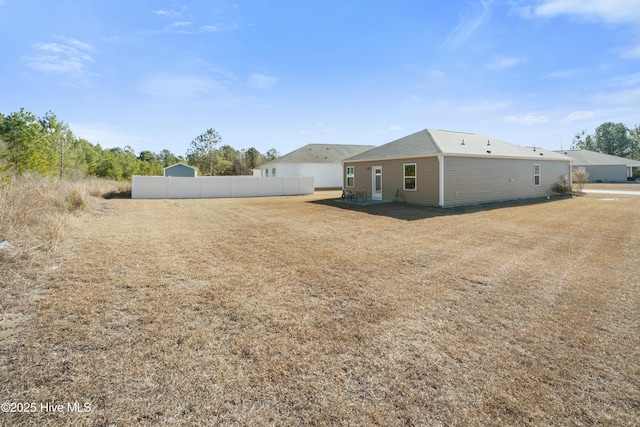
164,163 -> 197,177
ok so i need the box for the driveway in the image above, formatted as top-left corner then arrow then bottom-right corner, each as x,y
582,189 -> 640,196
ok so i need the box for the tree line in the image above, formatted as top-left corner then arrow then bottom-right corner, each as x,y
0,108 -> 279,180
572,122 -> 640,159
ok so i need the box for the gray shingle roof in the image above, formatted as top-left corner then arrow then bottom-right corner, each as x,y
554,149 -> 640,167
346,129 -> 570,162
262,144 -> 377,166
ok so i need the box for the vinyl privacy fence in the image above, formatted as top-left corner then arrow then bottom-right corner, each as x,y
132,176 -> 315,199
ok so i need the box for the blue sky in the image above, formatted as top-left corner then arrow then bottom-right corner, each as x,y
1,0 -> 639,156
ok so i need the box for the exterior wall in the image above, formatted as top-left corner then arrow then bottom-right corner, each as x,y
132,176 -> 314,199
346,156 -> 571,207
443,157 -> 570,207
574,165 -> 628,182
164,164 -> 196,177
257,163 -> 342,188
344,157 -> 440,205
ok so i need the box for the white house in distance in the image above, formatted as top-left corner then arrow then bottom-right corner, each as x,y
253,144 -> 377,189
555,149 -> 640,182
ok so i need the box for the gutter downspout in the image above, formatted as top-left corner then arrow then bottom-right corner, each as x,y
438,154 -> 445,207
569,160 -> 573,188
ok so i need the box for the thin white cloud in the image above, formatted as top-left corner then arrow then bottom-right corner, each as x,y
442,0 -> 495,48
620,43 -> 640,59
299,121 -> 336,136
151,9 -> 182,17
593,87 -> 640,105
23,37 -> 94,77
70,122 -> 145,149
608,72 -> 640,87
486,56 -> 525,70
504,114 -> 549,125
543,69 -> 582,78
562,110 -> 596,122
374,124 -> 404,134
458,99 -> 512,114
201,23 -> 241,32
248,73 -> 277,89
169,21 -> 192,28
532,0 -> 640,24
138,74 -> 226,99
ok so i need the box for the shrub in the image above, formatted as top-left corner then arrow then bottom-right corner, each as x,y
65,188 -> 87,212
552,176 -> 571,196
572,169 -> 589,195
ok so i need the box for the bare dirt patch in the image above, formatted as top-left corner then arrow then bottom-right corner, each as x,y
2,191 -> 639,425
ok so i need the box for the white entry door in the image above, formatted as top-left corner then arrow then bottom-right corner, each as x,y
372,166 -> 382,200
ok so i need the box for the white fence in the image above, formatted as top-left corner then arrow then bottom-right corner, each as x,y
132,176 -> 315,199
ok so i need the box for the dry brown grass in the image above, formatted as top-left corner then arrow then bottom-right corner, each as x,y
1,189 -> 639,426
0,175 -> 130,391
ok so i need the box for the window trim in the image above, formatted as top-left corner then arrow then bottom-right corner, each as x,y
403,163 -> 417,191
346,166 -> 355,187
534,163 -> 541,186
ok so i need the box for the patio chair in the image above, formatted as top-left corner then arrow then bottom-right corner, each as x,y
341,189 -> 354,201
355,190 -> 368,202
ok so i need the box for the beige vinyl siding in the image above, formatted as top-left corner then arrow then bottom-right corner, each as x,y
443,157 -> 570,207
347,157 -> 439,205
343,163 -> 371,191
579,165 -> 628,182
389,157 -> 439,205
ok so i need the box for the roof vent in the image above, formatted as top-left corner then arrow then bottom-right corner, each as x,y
461,139 -> 465,145
540,152 -> 544,156
487,140 -> 491,146
533,146 -> 536,151
487,150 -> 491,154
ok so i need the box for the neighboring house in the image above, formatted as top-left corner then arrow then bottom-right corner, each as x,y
253,144 -> 377,189
343,129 -> 572,208
554,149 -> 640,182
164,163 -> 197,177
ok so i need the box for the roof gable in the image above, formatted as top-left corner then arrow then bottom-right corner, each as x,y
164,162 -> 196,171
555,149 -> 640,167
164,163 -> 197,177
264,144 -> 377,165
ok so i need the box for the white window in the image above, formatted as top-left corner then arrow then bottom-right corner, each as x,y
404,163 -> 416,190
534,163 -> 540,186
272,168 -> 276,177
346,166 -> 354,187
265,169 -> 269,177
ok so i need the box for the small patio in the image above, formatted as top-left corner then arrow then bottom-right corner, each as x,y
336,189 -> 392,205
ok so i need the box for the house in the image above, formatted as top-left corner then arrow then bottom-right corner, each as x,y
343,129 -> 572,208
253,144 -> 377,189
554,149 -> 640,182
164,163 -> 197,177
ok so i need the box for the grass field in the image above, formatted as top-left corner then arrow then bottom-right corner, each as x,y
1,185 -> 639,426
